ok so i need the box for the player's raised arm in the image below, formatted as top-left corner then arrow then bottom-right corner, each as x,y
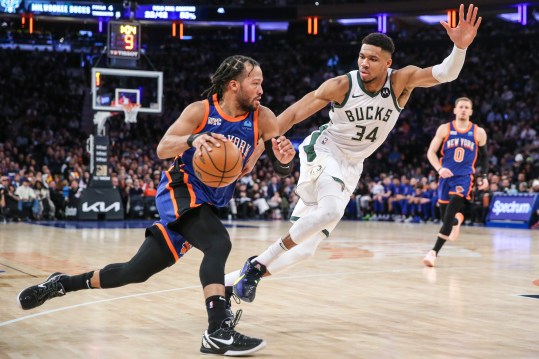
395,4 -> 482,90
277,74 -> 349,134
257,106 -> 296,177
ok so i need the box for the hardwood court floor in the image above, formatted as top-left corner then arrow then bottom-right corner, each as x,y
1,220 -> 539,359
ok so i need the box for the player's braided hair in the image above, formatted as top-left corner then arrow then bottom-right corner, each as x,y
362,33 -> 395,55
201,55 -> 260,100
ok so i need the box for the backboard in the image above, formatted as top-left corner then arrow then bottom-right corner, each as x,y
91,67 -> 163,113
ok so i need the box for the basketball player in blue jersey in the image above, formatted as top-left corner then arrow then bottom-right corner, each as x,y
17,55 -> 296,356
229,4 -> 482,303
423,97 -> 488,267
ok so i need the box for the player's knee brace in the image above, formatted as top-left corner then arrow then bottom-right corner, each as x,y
170,204 -> 232,287
199,234 -> 231,287
439,203 -> 448,222
439,196 -> 466,235
100,234 -> 174,288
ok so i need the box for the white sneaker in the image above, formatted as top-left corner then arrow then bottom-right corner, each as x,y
423,250 -> 437,267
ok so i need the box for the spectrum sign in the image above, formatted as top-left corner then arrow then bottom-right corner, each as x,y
487,193 -> 539,228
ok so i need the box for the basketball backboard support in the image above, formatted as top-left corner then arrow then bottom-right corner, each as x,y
92,67 -> 163,113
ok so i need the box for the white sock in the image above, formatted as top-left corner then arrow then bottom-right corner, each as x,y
225,270 -> 241,287
254,237 -> 288,266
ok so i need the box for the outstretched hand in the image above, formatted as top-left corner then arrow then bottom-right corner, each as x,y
441,4 -> 482,49
272,136 -> 296,164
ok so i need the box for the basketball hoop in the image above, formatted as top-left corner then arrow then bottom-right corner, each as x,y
122,103 -> 141,124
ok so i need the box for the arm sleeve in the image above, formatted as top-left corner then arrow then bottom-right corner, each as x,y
431,45 -> 467,83
264,138 -> 293,178
477,144 -> 488,176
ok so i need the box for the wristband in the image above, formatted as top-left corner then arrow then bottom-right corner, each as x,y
187,132 -> 208,147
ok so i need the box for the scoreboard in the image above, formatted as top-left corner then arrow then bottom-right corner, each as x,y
107,21 -> 141,60
27,1 -> 121,18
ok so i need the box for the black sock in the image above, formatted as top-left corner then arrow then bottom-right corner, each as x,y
433,236 -> 447,254
225,286 -> 233,303
452,218 -> 459,226
59,271 -> 94,292
206,295 -> 228,333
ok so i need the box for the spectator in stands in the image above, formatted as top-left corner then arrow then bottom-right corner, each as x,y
266,175 -> 281,200
235,184 -> 254,219
48,180 -> 65,219
33,180 -> 54,220
66,179 -> 81,207
15,177 -> 38,219
353,179 -> 372,220
0,176 -> 8,221
3,183 -> 24,221
532,179 -> 539,193
251,185 -> 270,219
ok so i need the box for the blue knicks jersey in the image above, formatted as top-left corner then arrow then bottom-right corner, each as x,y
440,121 -> 479,176
175,94 -> 259,207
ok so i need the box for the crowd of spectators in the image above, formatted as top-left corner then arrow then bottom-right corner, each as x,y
0,18 -> 538,226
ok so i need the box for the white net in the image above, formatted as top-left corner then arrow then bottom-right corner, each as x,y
123,103 -> 141,124
93,111 -> 113,136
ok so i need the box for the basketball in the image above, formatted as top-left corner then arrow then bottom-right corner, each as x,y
192,139 -> 243,188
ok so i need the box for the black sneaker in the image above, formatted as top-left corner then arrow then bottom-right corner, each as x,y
200,310 -> 266,356
18,272 -> 66,310
233,256 -> 266,303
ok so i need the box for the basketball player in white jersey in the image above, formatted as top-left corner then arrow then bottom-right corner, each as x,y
230,4 -> 482,303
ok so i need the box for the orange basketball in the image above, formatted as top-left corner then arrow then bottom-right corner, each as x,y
192,139 -> 243,188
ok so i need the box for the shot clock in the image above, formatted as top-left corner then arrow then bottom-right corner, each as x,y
107,21 -> 141,59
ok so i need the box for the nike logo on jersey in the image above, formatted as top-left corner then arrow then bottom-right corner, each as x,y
351,93 -> 363,98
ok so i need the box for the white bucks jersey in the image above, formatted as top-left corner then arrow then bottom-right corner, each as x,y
318,68 -> 402,162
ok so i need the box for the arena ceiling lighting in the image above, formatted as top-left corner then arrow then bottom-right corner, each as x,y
336,18 -> 377,25
257,22 -> 288,31
417,15 -> 447,25
497,13 -> 520,22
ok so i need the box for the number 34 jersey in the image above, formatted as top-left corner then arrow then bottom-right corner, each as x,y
322,68 -> 402,162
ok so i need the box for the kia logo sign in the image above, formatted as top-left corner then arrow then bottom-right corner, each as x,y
82,201 -> 121,213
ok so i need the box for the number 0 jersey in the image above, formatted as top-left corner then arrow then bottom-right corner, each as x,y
439,120 -> 479,176
319,68 -> 402,162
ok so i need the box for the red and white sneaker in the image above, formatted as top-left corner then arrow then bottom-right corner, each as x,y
448,212 -> 465,241
423,250 -> 437,267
